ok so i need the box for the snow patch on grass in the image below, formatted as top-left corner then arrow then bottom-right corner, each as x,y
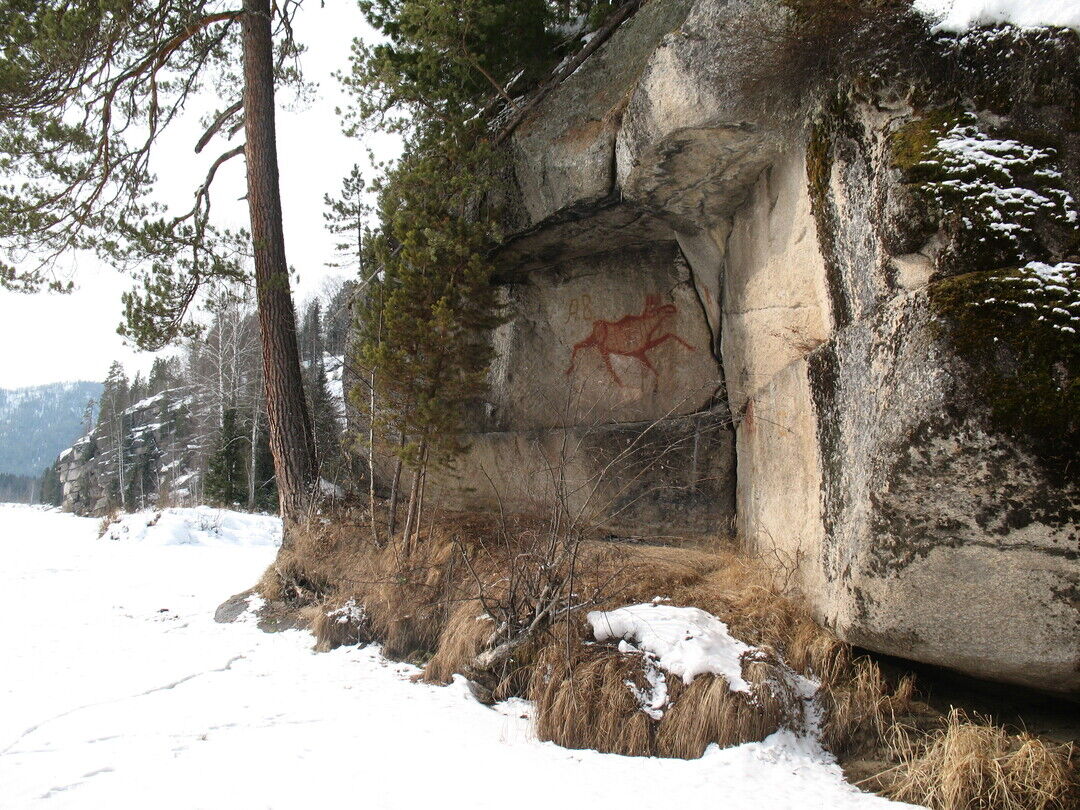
589,603 -> 828,739
327,597 -> 366,626
588,603 -> 756,692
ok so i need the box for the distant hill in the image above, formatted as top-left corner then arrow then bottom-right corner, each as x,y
0,382 -> 103,476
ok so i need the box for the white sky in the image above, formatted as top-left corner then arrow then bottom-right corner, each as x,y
0,0 -> 400,389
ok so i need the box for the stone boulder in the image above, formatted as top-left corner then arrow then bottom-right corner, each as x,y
428,0 -> 1079,693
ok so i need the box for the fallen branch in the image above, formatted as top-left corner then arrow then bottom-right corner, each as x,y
494,0 -> 642,144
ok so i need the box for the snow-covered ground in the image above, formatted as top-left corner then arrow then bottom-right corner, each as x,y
0,504 -> 918,809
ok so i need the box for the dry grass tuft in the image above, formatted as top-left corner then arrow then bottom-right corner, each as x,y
822,656 -> 915,757
526,624 -> 802,759
423,599 -> 494,685
883,709 -> 1078,810
656,654 -> 801,758
785,615 -> 850,686
308,597 -> 371,652
257,511 -> 527,664
530,633 -> 656,756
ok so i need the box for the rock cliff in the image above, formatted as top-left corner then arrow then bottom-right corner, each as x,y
427,0 -> 1079,694
57,389 -> 199,515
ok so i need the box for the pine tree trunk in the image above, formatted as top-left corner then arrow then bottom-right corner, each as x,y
387,433 -> 404,537
248,401 -> 259,509
241,0 -> 316,531
401,469 -> 420,553
368,367 -> 378,542
412,443 -> 428,548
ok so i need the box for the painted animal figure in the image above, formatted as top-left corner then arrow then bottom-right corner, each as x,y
565,295 -> 695,386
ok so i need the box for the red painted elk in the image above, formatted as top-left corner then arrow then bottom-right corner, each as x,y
565,295 -> 695,386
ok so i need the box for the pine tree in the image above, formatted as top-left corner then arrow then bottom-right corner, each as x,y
39,463 -> 63,507
324,165 -> 368,271
129,372 -> 146,408
299,300 -> 325,368
309,356 -> 343,485
148,357 -> 178,396
81,398 -> 97,437
343,0 -> 579,542
252,419 -> 278,512
96,361 -> 131,510
205,408 -> 246,507
343,0 -> 559,136
0,1 -> 317,528
323,280 -> 358,357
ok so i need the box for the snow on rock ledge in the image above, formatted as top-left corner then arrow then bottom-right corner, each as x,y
101,507 -> 282,548
914,0 -> 1080,32
588,603 -> 756,693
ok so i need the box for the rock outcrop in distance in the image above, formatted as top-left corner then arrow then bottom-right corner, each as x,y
402,0 -> 1079,695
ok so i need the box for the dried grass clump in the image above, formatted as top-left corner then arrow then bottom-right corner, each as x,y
526,627 -> 802,759
785,614 -> 850,686
530,634 -> 656,756
257,511 -> 523,664
307,597 -> 371,652
656,655 -> 801,758
821,656 -> 915,757
884,709 -> 1078,810
423,599 -> 494,685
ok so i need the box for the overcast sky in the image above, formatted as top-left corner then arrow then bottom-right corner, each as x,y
0,0 -> 400,389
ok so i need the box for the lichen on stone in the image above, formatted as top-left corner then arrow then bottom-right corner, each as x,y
805,95 -> 867,330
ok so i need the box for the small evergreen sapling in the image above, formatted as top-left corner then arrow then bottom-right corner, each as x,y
206,408 -> 246,507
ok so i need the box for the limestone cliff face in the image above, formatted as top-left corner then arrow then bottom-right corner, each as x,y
431,0 -> 1079,694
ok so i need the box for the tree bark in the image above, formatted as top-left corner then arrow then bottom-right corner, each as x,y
248,393 -> 260,509
241,0 -> 316,531
387,433 -> 404,537
368,366 -> 378,541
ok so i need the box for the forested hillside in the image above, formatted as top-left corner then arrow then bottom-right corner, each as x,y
0,381 -> 102,477
52,283 -> 353,515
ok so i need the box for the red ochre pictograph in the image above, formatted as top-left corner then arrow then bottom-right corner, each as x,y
565,295 -> 695,386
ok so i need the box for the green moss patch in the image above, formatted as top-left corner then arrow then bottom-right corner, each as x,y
930,262 -> 1079,474
889,107 -> 962,173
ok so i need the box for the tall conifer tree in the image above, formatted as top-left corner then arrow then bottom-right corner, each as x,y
0,0 -> 316,529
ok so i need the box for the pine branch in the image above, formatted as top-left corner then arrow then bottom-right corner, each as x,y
195,100 -> 244,154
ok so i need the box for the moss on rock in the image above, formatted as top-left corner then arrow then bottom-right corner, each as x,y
889,107 -> 962,173
930,262 -> 1079,475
